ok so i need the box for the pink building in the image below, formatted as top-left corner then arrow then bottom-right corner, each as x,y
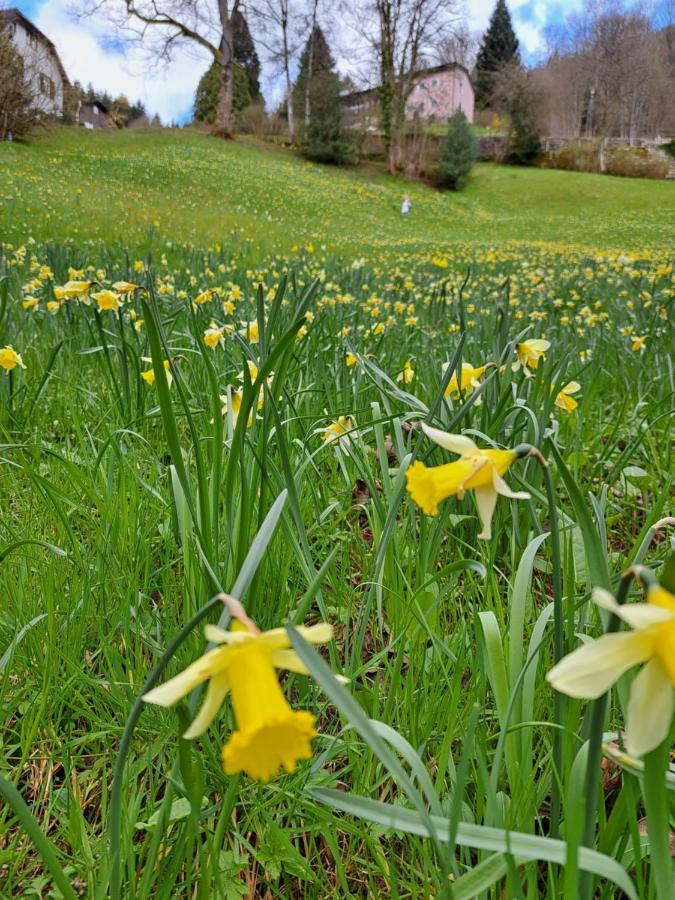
342,63 -> 475,129
406,64 -> 474,122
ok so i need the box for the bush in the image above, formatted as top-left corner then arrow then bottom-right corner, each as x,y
437,110 -> 477,190
303,103 -> 354,165
605,146 -> 670,180
547,142 -> 599,173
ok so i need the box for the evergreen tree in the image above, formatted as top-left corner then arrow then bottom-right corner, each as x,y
437,110 -> 477,189
475,0 -> 520,108
293,24 -> 332,127
506,81 -> 540,165
295,26 -> 352,164
194,62 -> 250,124
232,9 -> 260,99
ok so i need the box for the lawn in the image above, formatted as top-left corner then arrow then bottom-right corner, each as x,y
0,128 -> 673,899
1,127 -> 674,253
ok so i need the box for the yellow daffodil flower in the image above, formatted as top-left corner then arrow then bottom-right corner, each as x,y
631,336 -> 647,352
140,358 -> 172,388
53,280 -> 92,301
221,388 -> 253,428
203,324 -> 225,349
396,359 -> 415,384
406,424 -> 531,539
443,361 -> 487,399
194,289 -> 213,306
0,346 -> 26,372
143,617 -> 333,782
112,281 -> 139,295
46,300 -> 61,314
239,320 -> 260,343
346,352 -> 358,367
21,296 -> 39,311
547,585 -> 675,757
92,289 -> 122,311
553,381 -> 581,413
322,416 -> 353,448
513,339 -> 550,375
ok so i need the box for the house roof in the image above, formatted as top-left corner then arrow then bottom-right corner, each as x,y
0,8 -> 70,86
341,61 -> 473,104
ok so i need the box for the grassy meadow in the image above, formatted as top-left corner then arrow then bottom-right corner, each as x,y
0,128 -> 674,899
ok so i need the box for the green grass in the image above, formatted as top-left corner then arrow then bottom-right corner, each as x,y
0,128 -> 673,898
1,128 -> 674,254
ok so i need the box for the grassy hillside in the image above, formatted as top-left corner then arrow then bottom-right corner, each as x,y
1,128 -> 673,254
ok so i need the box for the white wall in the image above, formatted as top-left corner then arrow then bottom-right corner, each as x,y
9,21 -> 64,116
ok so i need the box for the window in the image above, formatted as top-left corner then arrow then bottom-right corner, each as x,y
28,31 -> 38,49
93,105 -> 99,116
39,73 -> 55,99
7,22 -> 16,38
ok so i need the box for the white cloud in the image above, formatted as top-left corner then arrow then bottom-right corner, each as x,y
33,0 -> 210,122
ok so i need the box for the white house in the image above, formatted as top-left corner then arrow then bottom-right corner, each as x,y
1,8 -> 68,116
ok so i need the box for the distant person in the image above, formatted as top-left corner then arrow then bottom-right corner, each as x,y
401,195 -> 411,216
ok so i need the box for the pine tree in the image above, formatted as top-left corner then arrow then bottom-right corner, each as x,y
293,25 -> 333,128
194,63 -> 250,124
437,110 -> 477,190
475,0 -> 520,108
295,26 -> 352,164
232,9 -> 261,100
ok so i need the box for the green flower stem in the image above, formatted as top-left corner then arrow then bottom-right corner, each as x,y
108,594 -> 225,900
643,736 -> 675,900
578,571 -> 633,900
0,774 -> 77,900
542,455 -> 564,839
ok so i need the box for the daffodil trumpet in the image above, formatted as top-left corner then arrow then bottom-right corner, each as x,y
143,597 -> 334,782
406,423 -> 538,539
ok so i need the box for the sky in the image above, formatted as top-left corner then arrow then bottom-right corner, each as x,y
7,0 -> 580,124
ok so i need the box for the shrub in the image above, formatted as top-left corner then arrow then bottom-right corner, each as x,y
437,110 -> 477,190
605,146 -> 670,180
303,103 -> 354,165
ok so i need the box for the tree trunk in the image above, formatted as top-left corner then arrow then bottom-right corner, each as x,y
304,0 -> 319,128
213,2 -> 235,139
281,3 -> 295,142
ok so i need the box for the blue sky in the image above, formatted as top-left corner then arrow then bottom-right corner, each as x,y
9,0 -> 578,123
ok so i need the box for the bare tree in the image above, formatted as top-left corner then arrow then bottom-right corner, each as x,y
74,1 -> 240,138
356,0 -> 462,173
0,24 -> 41,140
539,0 -> 675,138
436,24 -> 479,72
303,0 -> 319,127
248,0 -> 306,141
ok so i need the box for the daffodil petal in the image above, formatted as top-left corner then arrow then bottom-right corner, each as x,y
625,658 -> 674,757
263,623 -> 333,646
474,485 -> 498,540
492,468 -> 531,500
546,631 -> 653,699
563,381 -> 581,395
592,588 -> 675,628
203,624 -> 249,645
421,424 -> 479,458
142,647 -> 228,707
182,672 -> 230,739
271,649 -> 310,674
